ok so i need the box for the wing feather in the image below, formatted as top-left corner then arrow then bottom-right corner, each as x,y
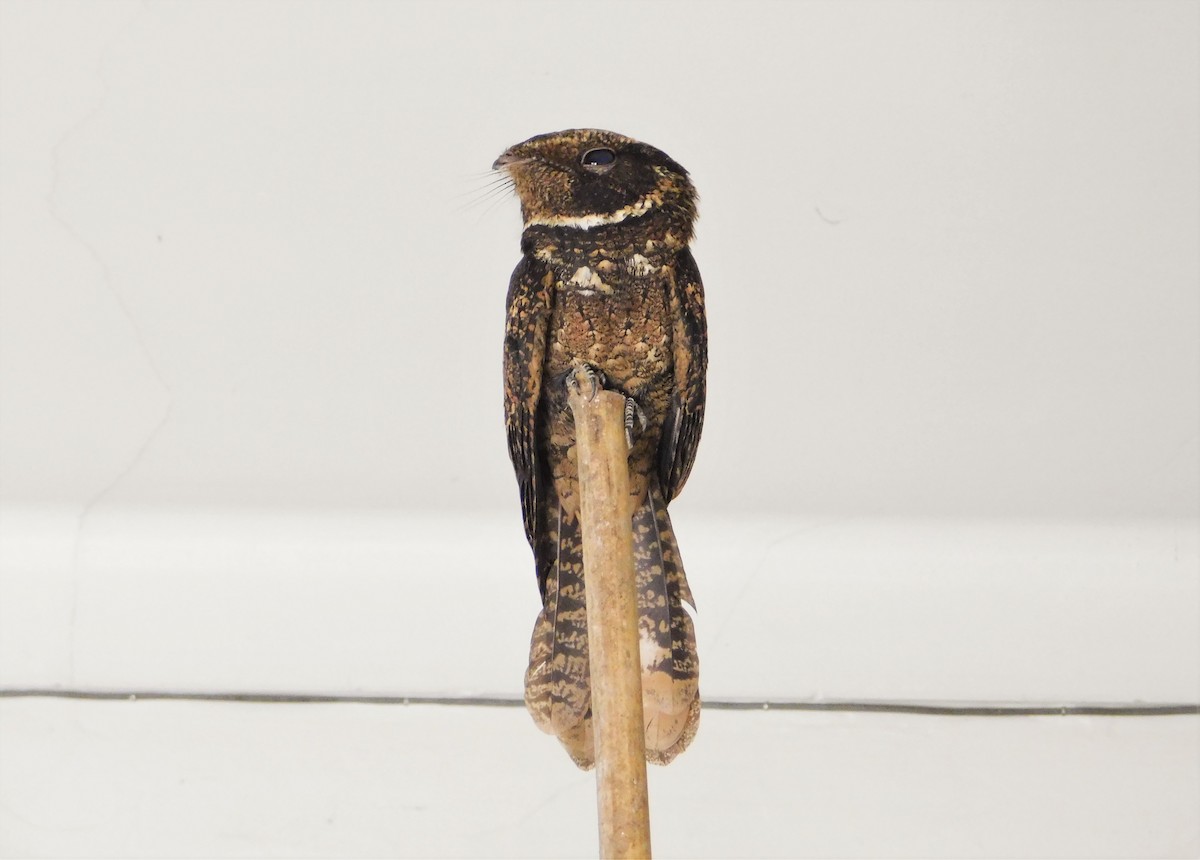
503,256 -> 555,558
659,247 -> 708,501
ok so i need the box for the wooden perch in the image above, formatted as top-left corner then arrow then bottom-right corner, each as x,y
567,367 -> 652,860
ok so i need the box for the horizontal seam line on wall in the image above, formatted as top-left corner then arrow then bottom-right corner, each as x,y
1,689 -> 1196,717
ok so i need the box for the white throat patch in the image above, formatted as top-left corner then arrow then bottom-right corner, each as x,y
524,192 -> 659,231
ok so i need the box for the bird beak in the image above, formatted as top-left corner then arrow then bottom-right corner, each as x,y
492,151 -> 525,171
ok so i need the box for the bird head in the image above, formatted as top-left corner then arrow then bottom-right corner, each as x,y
493,129 -> 696,241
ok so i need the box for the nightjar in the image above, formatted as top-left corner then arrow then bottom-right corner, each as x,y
496,129 -> 707,768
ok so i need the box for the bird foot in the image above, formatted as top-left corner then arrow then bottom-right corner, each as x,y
624,397 -> 648,450
566,362 -> 606,401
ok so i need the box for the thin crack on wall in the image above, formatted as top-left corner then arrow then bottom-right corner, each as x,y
41,3 -> 173,685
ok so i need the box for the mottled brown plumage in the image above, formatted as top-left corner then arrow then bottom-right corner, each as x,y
496,129 -> 707,768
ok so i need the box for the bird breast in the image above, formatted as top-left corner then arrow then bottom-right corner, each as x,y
548,266 -> 673,397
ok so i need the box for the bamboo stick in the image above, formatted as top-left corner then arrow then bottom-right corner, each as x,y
567,368 -> 652,860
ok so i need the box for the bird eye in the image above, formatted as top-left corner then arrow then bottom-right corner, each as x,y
581,148 -> 616,167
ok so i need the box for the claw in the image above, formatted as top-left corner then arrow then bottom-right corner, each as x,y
624,397 -> 648,450
567,362 -> 605,402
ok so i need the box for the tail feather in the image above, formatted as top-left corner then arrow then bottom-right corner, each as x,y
554,710 -> 595,770
524,505 -> 592,741
525,485 -> 698,769
633,481 -> 700,764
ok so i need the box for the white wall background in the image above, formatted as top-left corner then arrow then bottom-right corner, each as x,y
2,3 -> 1198,856
2,0 -> 1199,702
1,0 -> 1196,519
